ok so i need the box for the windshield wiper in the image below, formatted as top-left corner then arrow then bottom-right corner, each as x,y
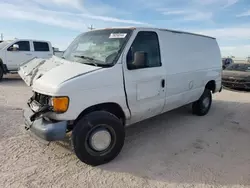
74,55 -> 94,61
74,55 -> 99,67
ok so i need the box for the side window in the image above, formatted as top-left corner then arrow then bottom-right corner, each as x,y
126,31 -> 161,70
8,41 -> 30,51
33,42 -> 50,52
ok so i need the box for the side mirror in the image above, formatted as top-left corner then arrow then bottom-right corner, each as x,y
8,44 -> 19,51
133,51 -> 147,68
12,44 -> 19,51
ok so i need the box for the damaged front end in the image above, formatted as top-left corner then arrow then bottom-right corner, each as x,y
27,92 -> 53,122
18,56 -> 72,142
18,56 -> 68,86
24,92 -> 68,142
19,56 -> 102,142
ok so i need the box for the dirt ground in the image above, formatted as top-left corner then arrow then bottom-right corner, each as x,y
0,74 -> 250,188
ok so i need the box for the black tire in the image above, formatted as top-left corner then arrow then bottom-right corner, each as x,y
0,66 -> 3,81
72,111 -> 125,166
192,89 -> 212,116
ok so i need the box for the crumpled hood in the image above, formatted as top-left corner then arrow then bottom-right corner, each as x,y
18,56 -> 102,90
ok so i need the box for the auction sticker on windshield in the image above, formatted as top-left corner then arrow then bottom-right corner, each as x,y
109,33 -> 127,38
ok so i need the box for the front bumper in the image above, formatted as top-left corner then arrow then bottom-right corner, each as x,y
23,107 -> 67,141
222,80 -> 250,89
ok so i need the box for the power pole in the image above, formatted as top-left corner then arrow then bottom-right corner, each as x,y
88,25 -> 95,30
0,33 -> 3,41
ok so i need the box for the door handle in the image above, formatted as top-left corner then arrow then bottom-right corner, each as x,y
25,53 -> 32,55
161,79 -> 165,88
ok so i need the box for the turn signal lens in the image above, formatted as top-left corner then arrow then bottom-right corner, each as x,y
52,97 -> 69,113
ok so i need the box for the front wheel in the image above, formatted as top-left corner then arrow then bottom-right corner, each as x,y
192,89 -> 212,116
72,111 -> 125,166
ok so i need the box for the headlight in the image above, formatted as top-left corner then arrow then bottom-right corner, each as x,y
51,96 -> 69,113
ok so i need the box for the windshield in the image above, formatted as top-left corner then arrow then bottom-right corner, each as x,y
0,40 -> 13,50
63,29 -> 133,66
225,63 -> 250,72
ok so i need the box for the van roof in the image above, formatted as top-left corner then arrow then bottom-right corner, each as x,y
93,27 -> 216,40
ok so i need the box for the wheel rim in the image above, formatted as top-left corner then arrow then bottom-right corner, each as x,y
89,128 -> 112,152
202,97 -> 210,109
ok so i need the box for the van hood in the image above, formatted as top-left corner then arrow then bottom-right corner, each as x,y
18,55 -> 102,87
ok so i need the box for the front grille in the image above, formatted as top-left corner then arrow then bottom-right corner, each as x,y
32,92 -> 50,105
222,78 -> 246,83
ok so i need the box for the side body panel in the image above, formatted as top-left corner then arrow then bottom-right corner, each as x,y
157,30 -> 222,113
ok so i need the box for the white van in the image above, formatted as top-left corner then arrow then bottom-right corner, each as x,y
0,39 -> 53,80
19,27 -> 222,166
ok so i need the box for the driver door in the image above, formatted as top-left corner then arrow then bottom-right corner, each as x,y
123,31 -> 166,124
6,41 -> 33,71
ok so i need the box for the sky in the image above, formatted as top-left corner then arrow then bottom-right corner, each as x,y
0,0 -> 250,57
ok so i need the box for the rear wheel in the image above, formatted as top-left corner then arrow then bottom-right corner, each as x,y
72,111 -> 125,166
0,66 -> 3,81
192,89 -> 212,116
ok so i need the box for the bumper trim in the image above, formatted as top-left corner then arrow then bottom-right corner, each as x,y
23,108 -> 67,141
222,81 -> 250,90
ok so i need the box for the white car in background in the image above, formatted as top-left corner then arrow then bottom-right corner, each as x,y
0,39 -> 53,80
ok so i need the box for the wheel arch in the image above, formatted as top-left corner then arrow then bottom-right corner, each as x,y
0,58 -> 7,74
0,58 -> 3,69
205,80 -> 216,93
75,102 -> 126,126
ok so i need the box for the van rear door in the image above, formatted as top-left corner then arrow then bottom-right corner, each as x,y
123,30 -> 166,123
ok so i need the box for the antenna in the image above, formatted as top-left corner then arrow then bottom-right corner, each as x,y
88,25 -> 95,30
0,33 -> 3,41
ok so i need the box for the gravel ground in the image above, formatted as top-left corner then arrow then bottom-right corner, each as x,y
1,74 -> 250,188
